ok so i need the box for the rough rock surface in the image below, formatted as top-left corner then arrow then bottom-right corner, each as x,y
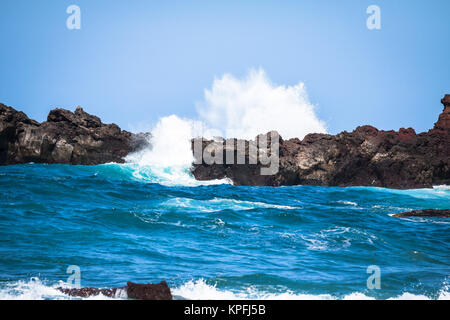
57,281 -> 173,300
192,95 -> 450,189
393,209 -> 450,218
126,281 -> 173,300
58,286 -> 124,298
0,104 -> 149,165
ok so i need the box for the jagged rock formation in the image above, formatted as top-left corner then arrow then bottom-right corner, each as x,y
393,209 -> 450,218
192,95 -> 450,189
57,281 -> 173,300
1,95 -> 449,189
0,104 -> 149,165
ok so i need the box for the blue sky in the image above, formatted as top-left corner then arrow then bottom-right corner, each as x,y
0,0 -> 449,134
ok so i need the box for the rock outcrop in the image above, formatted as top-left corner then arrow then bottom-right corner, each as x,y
0,104 -> 149,165
393,209 -> 450,218
57,281 -> 173,300
2,95 -> 449,190
192,95 -> 450,189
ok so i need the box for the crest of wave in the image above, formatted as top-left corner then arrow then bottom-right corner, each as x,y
172,279 -> 450,300
125,115 -> 229,186
196,68 -> 327,140
125,69 -> 327,185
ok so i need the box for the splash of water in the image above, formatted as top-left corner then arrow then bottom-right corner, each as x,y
124,115 -> 230,186
124,69 -> 327,186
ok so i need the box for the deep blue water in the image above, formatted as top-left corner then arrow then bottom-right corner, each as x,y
0,163 -> 449,299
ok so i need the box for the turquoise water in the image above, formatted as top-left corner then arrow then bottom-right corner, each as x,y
0,163 -> 449,300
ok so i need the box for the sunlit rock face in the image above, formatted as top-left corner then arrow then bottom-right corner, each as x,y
0,104 -> 149,165
434,94 -> 450,131
192,95 -> 450,189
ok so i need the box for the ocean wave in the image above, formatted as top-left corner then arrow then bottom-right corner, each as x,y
350,185 -> 450,200
1,278 -> 448,300
299,226 -> 379,251
433,185 -> 450,191
0,278 -> 126,300
124,164 -> 231,187
172,279 -> 450,300
336,200 -> 358,207
162,197 -> 300,212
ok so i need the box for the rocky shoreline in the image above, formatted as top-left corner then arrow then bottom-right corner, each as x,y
0,104 -> 149,165
1,95 -> 449,190
192,95 -> 450,189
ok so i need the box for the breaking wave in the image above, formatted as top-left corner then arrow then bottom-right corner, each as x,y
122,68 -> 327,186
2,278 -> 448,300
124,115 -> 230,186
172,279 -> 450,300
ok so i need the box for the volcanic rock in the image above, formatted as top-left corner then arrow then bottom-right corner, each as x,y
191,95 -> 450,189
393,209 -> 450,218
57,281 -> 173,300
0,104 -> 149,165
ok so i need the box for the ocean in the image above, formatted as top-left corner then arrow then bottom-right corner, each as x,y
0,162 -> 449,300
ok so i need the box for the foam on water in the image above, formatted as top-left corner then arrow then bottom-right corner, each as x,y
5,278 -> 447,300
162,197 -> 299,212
124,115 -> 230,187
0,278 -> 128,300
171,279 -> 450,300
350,185 -> 450,200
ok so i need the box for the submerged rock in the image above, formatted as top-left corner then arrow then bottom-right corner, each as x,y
57,281 -> 173,300
393,209 -> 450,218
192,95 -> 450,189
0,104 -> 149,165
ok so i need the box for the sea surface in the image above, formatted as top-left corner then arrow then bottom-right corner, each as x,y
0,163 -> 449,300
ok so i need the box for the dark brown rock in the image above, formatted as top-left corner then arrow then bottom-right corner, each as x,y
434,94 -> 450,131
0,104 -> 149,165
126,281 -> 173,300
192,95 -> 450,189
393,209 -> 450,218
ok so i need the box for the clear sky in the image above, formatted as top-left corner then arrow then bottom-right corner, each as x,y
1,0 -> 449,135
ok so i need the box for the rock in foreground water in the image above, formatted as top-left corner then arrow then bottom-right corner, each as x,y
393,209 -> 450,218
58,281 -> 173,300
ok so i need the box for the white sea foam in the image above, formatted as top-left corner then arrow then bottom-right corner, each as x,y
299,226 -> 379,251
172,279 -> 450,301
433,185 -> 450,191
124,69 -> 327,186
0,278 -> 126,300
124,115 -> 231,187
162,197 -> 299,212
1,278 -> 448,300
336,200 -> 358,207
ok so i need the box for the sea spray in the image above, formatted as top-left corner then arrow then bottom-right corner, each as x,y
124,115 -> 230,186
